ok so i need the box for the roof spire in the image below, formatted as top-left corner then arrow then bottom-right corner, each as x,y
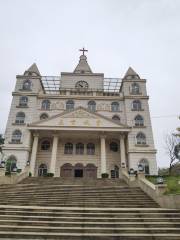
124,67 -> 140,79
24,63 -> 41,76
74,48 -> 92,74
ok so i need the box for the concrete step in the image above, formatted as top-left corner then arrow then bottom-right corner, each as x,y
0,231 -> 180,240
0,219 -> 179,227
0,178 -> 178,239
0,224 -> 179,233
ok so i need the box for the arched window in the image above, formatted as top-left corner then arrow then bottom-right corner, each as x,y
139,159 -> 149,175
6,156 -> 17,172
41,140 -> 51,150
15,112 -> 25,124
131,83 -> 140,94
87,143 -> 95,155
111,102 -> 119,112
136,132 -> 146,145
38,164 -> 47,176
41,100 -> 50,110
76,143 -> 84,154
110,142 -> 118,152
132,100 -> 142,110
66,100 -> 74,111
88,101 -> 96,112
64,143 -> 73,154
19,96 -> 28,107
134,115 -> 144,126
112,115 -> 120,122
11,130 -> 22,143
22,80 -> 31,90
40,113 -> 48,120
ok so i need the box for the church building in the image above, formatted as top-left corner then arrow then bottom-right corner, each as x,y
2,49 -> 158,177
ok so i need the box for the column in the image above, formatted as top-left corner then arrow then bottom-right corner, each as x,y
30,133 -> 39,176
100,135 -> 107,175
120,134 -> 126,168
50,134 -> 59,175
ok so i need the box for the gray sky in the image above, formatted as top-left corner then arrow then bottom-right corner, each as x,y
0,0 -> 179,168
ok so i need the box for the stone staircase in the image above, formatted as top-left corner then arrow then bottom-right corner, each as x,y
0,177 -> 179,239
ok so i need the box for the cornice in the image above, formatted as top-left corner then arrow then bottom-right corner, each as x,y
128,149 -> 157,154
37,94 -> 123,100
28,126 -> 131,132
12,92 -> 38,96
61,72 -> 104,77
2,146 -> 31,152
12,92 -> 149,100
124,96 -> 149,100
16,75 -> 41,79
122,79 -> 146,83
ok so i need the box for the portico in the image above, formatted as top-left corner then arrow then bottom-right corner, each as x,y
28,107 -> 130,178
29,130 -> 128,178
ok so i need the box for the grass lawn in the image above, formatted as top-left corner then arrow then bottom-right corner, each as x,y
146,175 -> 180,195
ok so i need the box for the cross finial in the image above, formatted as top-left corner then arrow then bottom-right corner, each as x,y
79,47 -> 88,55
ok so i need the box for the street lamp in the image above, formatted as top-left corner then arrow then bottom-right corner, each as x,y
129,168 -> 135,175
12,166 -> 17,172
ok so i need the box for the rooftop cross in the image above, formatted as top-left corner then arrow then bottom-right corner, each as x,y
79,47 -> 88,55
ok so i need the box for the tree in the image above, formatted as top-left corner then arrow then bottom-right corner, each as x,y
164,133 -> 179,174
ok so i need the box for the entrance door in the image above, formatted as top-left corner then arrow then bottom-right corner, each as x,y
74,169 -> 83,177
74,163 -> 84,178
61,163 -> 73,177
85,164 -> 97,178
38,164 -> 47,176
111,165 -> 119,178
115,165 -> 119,178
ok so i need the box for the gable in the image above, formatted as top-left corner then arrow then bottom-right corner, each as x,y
29,107 -> 130,130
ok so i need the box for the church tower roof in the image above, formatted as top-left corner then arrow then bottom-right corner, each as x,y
124,67 -> 139,78
25,63 -> 41,76
74,48 -> 92,74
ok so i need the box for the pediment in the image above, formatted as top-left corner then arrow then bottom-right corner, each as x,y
29,107 -> 130,129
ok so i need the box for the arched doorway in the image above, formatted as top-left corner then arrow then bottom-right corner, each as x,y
61,163 -> 73,177
139,159 -> 150,175
85,164 -> 97,178
114,165 -> 119,178
6,156 -> 17,172
74,163 -> 84,178
111,165 -> 119,178
38,164 -> 47,176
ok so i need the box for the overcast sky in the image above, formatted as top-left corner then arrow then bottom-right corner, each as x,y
0,0 -> 179,168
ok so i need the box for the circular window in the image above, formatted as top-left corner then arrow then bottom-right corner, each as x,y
41,140 -> 51,150
110,142 -> 118,152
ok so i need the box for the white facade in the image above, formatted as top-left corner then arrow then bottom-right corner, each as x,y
2,52 -> 158,177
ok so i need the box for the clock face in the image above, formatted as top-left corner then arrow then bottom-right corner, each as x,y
75,81 -> 89,89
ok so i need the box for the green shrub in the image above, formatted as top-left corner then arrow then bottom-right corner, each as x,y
5,171 -> 11,176
17,169 -> 22,173
29,172 -> 32,177
45,173 -> 54,177
101,173 -> 109,178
